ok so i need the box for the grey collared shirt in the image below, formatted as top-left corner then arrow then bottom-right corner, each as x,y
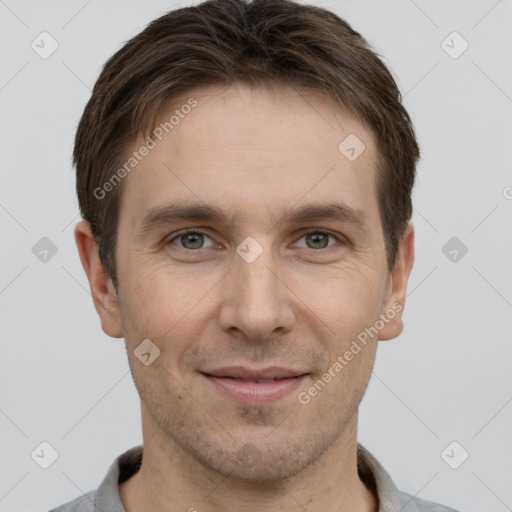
49,444 -> 460,512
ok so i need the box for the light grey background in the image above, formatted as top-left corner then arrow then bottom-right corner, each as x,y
1,1 -> 511,511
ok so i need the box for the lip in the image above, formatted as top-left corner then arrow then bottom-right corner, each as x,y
200,366 -> 309,405
202,366 -> 307,380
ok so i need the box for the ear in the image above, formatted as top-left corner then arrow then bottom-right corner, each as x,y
74,220 -> 124,338
378,222 -> 415,341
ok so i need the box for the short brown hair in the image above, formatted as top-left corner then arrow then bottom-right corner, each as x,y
74,0 -> 420,288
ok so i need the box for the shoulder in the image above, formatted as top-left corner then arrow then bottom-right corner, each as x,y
399,492 -> 462,512
356,444 -> 461,512
48,490 -> 96,512
47,445 -> 142,512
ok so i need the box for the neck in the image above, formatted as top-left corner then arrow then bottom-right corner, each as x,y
119,406 -> 377,512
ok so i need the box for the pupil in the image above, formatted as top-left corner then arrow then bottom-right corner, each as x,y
183,233 -> 203,249
307,233 -> 328,249
180,233 -> 328,250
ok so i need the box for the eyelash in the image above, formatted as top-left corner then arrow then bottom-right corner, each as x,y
166,228 -> 344,251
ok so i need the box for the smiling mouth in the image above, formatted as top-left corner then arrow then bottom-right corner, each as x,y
200,369 -> 309,404
203,374 -> 300,383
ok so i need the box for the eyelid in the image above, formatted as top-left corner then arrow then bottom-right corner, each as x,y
293,228 -> 344,249
166,227 -> 345,250
167,228 -> 216,248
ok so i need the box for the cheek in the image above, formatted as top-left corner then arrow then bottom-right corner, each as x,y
291,266 -> 385,386
303,277 -> 380,410
296,262 -> 385,330
118,258 -> 222,352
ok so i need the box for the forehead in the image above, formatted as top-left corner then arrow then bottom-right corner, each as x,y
118,82 -> 381,232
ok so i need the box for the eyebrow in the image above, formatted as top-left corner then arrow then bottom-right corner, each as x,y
136,200 -> 370,238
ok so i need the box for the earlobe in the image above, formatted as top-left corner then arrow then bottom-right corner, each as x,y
378,223 -> 415,341
74,220 -> 124,339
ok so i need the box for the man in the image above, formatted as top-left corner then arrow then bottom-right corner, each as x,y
50,0 -> 459,510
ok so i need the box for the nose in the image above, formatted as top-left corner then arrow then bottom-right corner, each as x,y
217,242 -> 295,343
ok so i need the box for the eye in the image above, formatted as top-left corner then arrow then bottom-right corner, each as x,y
167,229 -> 215,250
294,230 -> 341,250
166,229 -> 343,252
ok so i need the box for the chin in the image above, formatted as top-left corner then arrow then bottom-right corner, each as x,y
185,434 -> 324,483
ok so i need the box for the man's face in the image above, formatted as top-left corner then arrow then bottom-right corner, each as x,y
108,83 -> 403,480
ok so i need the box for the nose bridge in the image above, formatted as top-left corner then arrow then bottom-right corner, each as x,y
217,237 -> 293,340
235,239 -> 280,313
239,251 -> 277,302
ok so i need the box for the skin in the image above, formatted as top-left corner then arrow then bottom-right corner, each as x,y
75,82 -> 414,512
